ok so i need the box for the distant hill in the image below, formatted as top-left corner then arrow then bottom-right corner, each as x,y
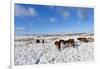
15,32 -> 94,36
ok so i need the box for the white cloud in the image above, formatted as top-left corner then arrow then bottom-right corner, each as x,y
50,17 -> 56,22
77,8 -> 87,20
15,5 -> 38,17
15,27 -> 26,31
56,7 -> 70,20
61,11 -> 70,20
28,8 -> 38,16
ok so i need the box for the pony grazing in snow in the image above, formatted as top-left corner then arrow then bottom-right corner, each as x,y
54,39 -> 75,50
42,39 -> 45,43
77,37 -> 88,42
36,39 -> 40,43
59,39 -> 67,45
36,39 -> 45,44
54,41 -> 61,50
66,39 -> 75,48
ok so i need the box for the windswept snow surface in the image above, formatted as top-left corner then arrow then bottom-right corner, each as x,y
14,35 -> 94,65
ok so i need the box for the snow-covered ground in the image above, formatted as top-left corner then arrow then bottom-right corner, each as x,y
14,35 -> 94,65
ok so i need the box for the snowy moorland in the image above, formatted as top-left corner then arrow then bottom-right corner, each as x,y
14,34 -> 94,65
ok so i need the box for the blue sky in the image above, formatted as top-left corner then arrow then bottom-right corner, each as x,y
14,3 -> 94,35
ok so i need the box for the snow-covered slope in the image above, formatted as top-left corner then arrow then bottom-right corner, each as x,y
14,35 -> 94,65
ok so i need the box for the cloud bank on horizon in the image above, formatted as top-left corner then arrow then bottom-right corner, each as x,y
14,4 -> 94,35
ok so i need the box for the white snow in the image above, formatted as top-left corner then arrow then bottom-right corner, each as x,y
14,35 -> 94,65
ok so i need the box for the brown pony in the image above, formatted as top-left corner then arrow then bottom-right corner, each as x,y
77,38 -> 88,42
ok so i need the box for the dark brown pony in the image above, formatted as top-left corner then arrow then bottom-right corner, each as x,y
36,39 -> 40,43
66,39 -> 75,47
77,38 -> 88,42
54,39 -> 75,50
54,41 -> 61,50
